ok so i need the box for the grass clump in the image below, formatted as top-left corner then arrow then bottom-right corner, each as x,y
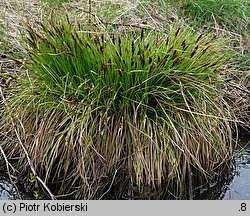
0,15 -> 236,199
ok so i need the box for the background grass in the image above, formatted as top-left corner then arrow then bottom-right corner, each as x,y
174,0 -> 250,33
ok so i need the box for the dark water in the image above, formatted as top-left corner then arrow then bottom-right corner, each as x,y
222,134 -> 250,200
1,134 -> 250,200
193,133 -> 250,200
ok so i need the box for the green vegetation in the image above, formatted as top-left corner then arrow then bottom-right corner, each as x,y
175,0 -> 250,35
40,0 -> 69,3
0,0 -> 249,199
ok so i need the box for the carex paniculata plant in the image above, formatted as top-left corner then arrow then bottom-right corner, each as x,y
0,16 -> 236,199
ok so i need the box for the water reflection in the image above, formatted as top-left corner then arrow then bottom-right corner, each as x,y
0,175 -> 33,200
0,176 -> 18,200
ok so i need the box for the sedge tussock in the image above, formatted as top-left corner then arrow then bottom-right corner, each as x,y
0,15 -> 237,199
